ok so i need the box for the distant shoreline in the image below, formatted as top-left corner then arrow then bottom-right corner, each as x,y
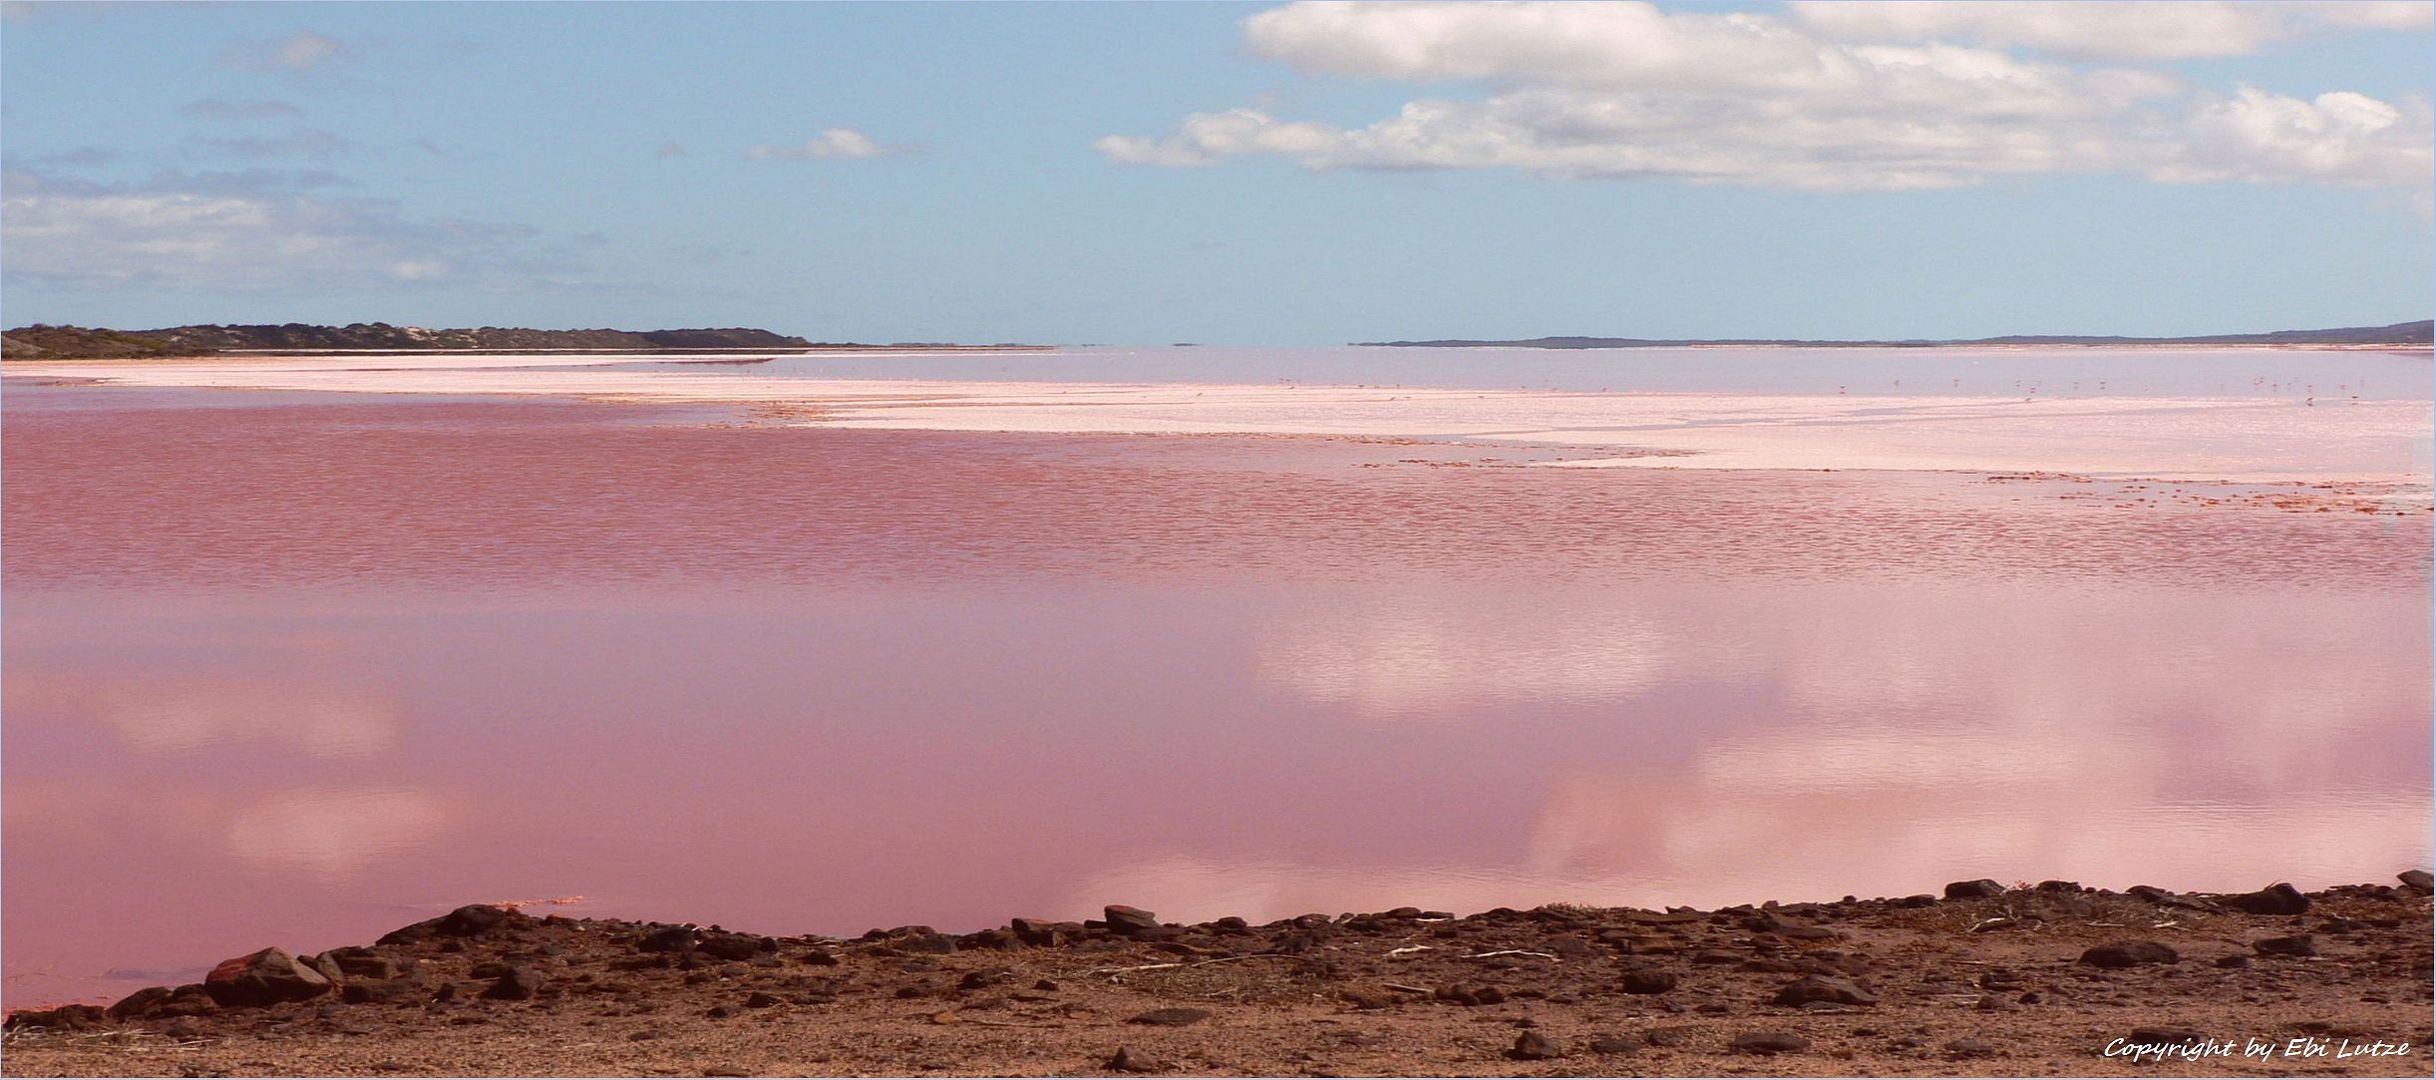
1354,318 -> 2434,351
1354,340 -> 2434,353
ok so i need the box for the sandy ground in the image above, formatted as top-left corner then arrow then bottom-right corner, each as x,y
4,880 -> 2427,1077
4,353 -> 2428,484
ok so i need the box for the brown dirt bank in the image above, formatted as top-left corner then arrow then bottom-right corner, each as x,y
5,877 -> 2430,1077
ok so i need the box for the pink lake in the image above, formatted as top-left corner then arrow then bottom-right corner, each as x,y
3,380 -> 2429,1007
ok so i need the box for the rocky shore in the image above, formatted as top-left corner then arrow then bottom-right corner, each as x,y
5,875 -> 2430,1077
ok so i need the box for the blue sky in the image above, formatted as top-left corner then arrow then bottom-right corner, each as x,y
3,1 -> 2430,344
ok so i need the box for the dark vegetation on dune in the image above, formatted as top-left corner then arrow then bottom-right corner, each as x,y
0,323 -> 856,359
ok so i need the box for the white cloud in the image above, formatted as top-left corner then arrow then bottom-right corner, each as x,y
1100,1 -> 2433,198
747,127 -> 902,160
179,98 -> 306,122
219,30 -> 350,72
1790,1 -> 2434,61
1,171 -> 572,290
185,127 -> 352,161
2148,86 -> 2434,187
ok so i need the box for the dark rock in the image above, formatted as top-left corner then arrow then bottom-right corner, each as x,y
2253,935 -> 2317,957
2079,941 -> 2180,968
1691,949 -> 1741,965
2130,1025 -> 2205,1044
5,1004 -> 108,1030
341,979 -> 425,1005
1620,968 -> 1678,995
481,967 -> 544,1001
204,947 -> 334,1007
107,986 -> 179,1018
1771,975 -> 1877,1006
705,1004 -> 741,1019
139,1004 -> 203,1033
1108,1046 -> 1170,1073
321,948 -> 400,980
1127,1007 -> 1211,1027
437,905 -> 511,936
1943,879 -> 2006,900
958,971 -> 1009,991
638,926 -> 698,953
2225,883 -> 2309,916
958,927 -> 1019,950
895,932 -> 958,955
2214,955 -> 2251,969
1733,1031 -> 1811,1054
1509,1031 -> 1565,1060
1103,905 -> 1160,934
1009,918 -> 1067,947
2399,870 -> 2432,893
744,991 -> 782,1008
301,951 -> 347,985
695,932 -> 770,962
1897,894 -> 1938,908
798,949 -> 840,967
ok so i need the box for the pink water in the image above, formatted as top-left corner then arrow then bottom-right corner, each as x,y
4,384 -> 2429,1006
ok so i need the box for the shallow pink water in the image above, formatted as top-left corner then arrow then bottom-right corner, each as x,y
3,385 -> 2429,1006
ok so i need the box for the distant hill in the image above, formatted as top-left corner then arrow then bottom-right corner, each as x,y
1357,320 -> 2435,349
0,322 -> 868,359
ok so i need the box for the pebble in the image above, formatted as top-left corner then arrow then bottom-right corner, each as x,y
2079,941 -> 2180,968
481,967 -> 545,1001
1771,975 -> 1877,1006
2254,935 -> 2317,957
1108,1046 -> 1171,1073
1619,968 -> 1678,995
1127,1007 -> 1212,1027
1732,1031 -> 1812,1054
1508,1031 -> 1564,1060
